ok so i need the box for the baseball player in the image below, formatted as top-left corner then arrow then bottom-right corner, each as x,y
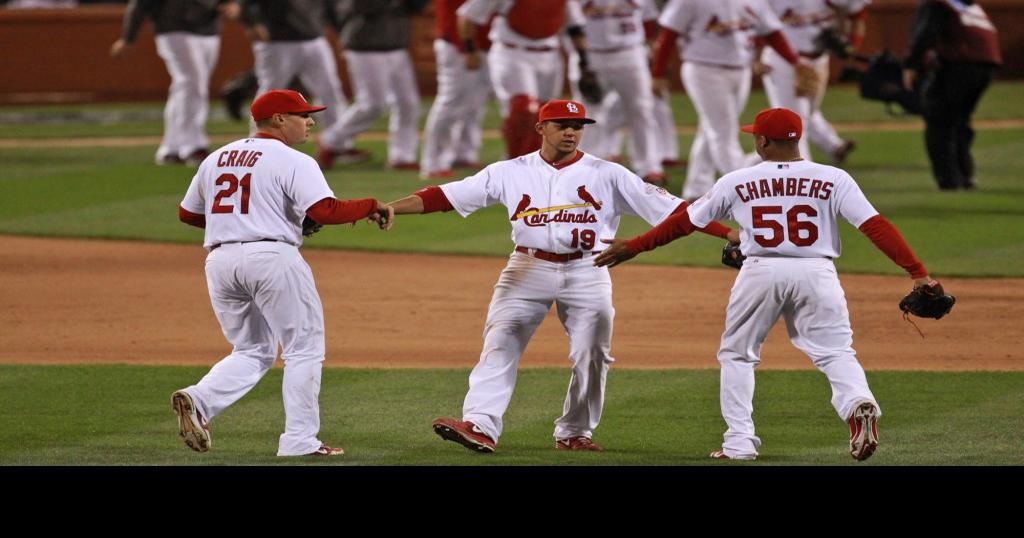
238,1 -> 353,154
420,0 -> 494,180
317,0 -> 429,170
651,0 -> 808,201
596,107 -> 948,461
756,0 -> 870,162
384,99 -> 737,453
111,0 -> 237,166
457,0 -> 590,159
173,89 -> 394,457
566,0 -> 666,185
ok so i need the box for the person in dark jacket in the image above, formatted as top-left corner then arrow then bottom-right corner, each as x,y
902,0 -> 1002,191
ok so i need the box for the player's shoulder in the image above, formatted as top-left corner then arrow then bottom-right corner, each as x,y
577,152 -> 633,176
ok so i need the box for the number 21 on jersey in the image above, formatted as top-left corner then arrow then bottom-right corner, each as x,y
212,173 -> 251,214
751,205 -> 819,247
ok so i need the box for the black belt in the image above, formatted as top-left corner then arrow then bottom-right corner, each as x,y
501,41 -> 556,52
210,239 -> 279,251
799,51 -> 825,60
515,246 -> 594,263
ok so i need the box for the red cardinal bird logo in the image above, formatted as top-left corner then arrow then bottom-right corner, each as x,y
510,194 -> 531,221
577,185 -> 602,210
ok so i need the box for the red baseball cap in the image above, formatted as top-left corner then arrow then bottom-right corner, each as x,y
741,108 -> 802,140
538,99 -> 596,124
250,89 -> 327,121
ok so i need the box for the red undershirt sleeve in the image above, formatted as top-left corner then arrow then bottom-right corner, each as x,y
179,206 -> 206,229
858,215 -> 928,279
643,21 -> 658,41
306,197 -> 378,224
625,202 -> 697,253
413,185 -> 455,213
848,10 -> 868,50
765,30 -> 799,64
650,28 -> 679,78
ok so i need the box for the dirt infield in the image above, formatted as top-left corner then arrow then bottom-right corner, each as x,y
1,235 -> 1019,370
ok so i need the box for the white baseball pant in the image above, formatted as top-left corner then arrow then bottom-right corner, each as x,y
181,242 -> 329,457
319,49 -> 421,164
681,62 -> 751,200
252,37 -> 348,133
154,32 -> 219,161
462,252 -> 616,443
567,46 -> 663,178
487,43 -> 564,117
716,257 -> 880,458
421,39 -> 491,175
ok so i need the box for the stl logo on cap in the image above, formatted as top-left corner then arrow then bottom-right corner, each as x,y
538,99 -> 596,124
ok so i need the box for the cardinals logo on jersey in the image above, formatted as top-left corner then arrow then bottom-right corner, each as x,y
705,14 -> 757,36
511,186 -> 603,227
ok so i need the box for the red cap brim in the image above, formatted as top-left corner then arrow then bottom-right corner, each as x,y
740,124 -> 756,133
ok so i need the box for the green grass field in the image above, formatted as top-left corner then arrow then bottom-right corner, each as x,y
2,365 -> 1021,466
1,83 -> 1021,466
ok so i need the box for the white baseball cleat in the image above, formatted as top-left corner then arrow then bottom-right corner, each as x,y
709,449 -> 757,461
171,390 -> 210,453
848,401 -> 879,461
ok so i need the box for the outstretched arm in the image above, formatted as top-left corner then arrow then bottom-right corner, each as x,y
388,185 -> 456,215
307,197 -> 394,230
858,214 -> 931,286
594,202 -> 736,268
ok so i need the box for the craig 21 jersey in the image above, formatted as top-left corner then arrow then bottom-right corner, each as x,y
688,159 -> 878,259
181,136 -> 335,250
440,151 -> 681,253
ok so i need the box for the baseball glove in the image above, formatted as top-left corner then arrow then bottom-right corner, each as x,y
578,69 -> 604,104
794,64 -> 821,97
899,280 -> 955,319
722,242 -> 745,270
302,216 -> 323,237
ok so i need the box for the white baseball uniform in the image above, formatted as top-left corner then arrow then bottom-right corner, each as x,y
420,0 -> 493,178
179,134 -> 337,457
439,150 -> 682,443
658,0 -> 784,200
566,0 -> 664,179
688,158 -> 881,459
759,0 -> 871,159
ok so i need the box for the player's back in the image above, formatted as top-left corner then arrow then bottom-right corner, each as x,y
707,159 -> 878,259
184,136 -> 333,249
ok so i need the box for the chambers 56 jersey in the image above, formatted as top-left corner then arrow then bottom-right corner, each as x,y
687,159 -> 878,259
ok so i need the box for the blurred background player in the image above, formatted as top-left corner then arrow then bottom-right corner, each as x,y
111,0 -> 239,166
651,0 -> 805,201
902,0 -> 1002,191
318,0 -> 429,170
566,0 -> 666,185
457,0 -> 591,158
420,0 -> 493,180
756,0 -> 869,163
238,0 -> 350,150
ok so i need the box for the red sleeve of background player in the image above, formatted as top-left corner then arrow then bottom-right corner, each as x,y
178,206 -> 206,229
414,185 -> 455,213
765,30 -> 799,64
643,20 -> 658,40
848,10 -> 868,50
858,215 -> 928,279
650,28 -> 679,78
306,197 -> 378,224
